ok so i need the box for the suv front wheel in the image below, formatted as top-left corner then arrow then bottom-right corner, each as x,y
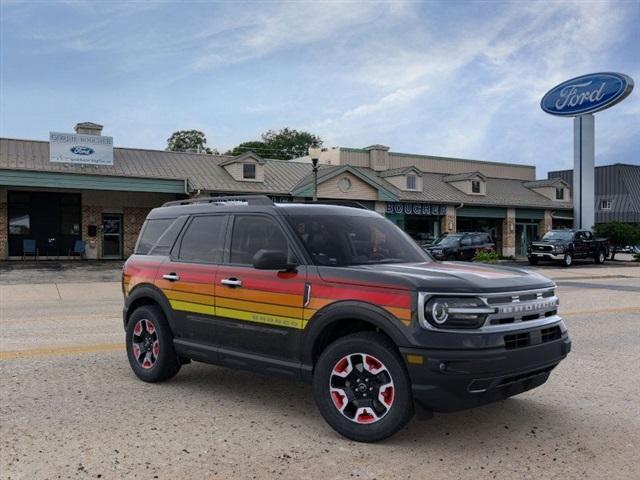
313,332 -> 414,442
126,305 -> 181,382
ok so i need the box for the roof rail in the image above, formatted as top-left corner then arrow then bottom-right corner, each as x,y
303,200 -> 369,209
162,195 -> 274,207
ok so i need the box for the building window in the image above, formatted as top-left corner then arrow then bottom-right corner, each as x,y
243,163 -> 256,179
601,199 -> 612,210
555,188 -> 564,200
406,174 -> 416,190
471,180 -> 481,194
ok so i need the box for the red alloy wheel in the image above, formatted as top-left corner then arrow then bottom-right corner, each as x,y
329,352 -> 395,424
131,319 -> 160,370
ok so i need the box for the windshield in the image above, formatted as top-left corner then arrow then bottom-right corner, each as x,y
542,231 -> 574,241
285,214 -> 429,266
432,235 -> 461,247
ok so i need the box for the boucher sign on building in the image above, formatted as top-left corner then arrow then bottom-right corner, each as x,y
386,202 -> 447,216
49,132 -> 114,166
541,72 -> 634,229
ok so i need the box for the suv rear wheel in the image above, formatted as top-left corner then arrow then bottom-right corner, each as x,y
595,250 -> 606,264
313,332 -> 414,442
126,305 -> 181,382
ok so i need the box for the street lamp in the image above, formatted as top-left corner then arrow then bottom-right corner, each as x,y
308,144 -> 321,202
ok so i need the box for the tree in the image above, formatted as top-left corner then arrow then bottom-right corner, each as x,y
225,141 -> 268,157
166,130 -> 217,154
226,128 -> 322,160
594,222 -> 640,260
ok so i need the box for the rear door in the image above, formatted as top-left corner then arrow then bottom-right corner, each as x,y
459,235 -> 474,260
214,214 -> 307,361
157,214 -> 228,342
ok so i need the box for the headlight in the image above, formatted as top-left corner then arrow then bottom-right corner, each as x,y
421,297 -> 494,329
555,245 -> 565,253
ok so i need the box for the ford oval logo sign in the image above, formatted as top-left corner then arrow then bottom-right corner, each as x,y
541,72 -> 633,116
70,146 -> 95,155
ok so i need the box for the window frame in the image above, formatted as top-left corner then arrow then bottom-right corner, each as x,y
600,199 -> 612,210
555,187 -> 565,200
471,180 -> 481,194
173,214 -> 229,265
243,162 -> 257,180
406,174 -> 417,190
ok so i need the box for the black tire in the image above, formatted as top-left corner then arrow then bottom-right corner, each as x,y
562,253 -> 573,267
313,332 -> 414,442
528,256 -> 539,265
126,305 -> 181,382
594,250 -> 606,264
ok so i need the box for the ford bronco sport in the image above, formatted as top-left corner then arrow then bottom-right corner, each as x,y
123,196 -> 571,442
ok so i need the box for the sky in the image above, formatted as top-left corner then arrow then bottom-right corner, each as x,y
1,0 -> 638,177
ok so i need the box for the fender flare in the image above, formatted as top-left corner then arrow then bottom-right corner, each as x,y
301,300 -> 412,367
124,283 -> 175,331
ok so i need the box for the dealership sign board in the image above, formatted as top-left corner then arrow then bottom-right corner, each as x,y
49,132 -> 114,165
540,72 -> 634,116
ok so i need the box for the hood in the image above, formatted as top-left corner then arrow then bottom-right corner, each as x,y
317,261 -> 554,294
531,239 -> 570,246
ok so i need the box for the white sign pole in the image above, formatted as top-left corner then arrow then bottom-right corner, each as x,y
572,114 -> 595,229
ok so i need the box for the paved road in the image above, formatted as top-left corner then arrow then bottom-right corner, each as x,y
1,264 -> 639,479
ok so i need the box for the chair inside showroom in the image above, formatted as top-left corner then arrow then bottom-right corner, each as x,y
69,240 -> 86,260
22,239 -> 38,261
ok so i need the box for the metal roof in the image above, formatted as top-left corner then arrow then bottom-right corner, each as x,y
1,137 -> 572,210
443,171 -> 486,182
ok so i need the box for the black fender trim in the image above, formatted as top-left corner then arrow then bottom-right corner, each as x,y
124,283 -> 175,332
300,300 -> 412,381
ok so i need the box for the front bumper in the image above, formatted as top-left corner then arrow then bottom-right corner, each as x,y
529,251 -> 564,260
400,333 -> 571,413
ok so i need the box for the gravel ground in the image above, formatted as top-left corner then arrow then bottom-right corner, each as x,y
1,263 -> 639,479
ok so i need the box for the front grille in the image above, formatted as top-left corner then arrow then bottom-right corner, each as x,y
485,288 -> 558,327
534,244 -> 553,252
498,365 -> 556,387
504,332 -> 530,349
541,326 -> 562,343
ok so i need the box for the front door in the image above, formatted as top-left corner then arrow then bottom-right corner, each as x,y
214,214 -> 307,360
102,213 -> 122,259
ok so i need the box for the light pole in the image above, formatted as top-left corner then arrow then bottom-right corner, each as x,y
308,144 -> 321,202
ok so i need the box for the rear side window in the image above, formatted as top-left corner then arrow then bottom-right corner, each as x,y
472,235 -> 484,246
460,236 -> 472,247
178,215 -> 227,263
135,218 -> 174,255
149,216 -> 187,255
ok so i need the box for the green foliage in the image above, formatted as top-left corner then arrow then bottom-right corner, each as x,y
473,250 -> 498,263
167,130 -> 216,154
226,128 -> 322,160
593,222 -> 640,259
225,141 -> 270,157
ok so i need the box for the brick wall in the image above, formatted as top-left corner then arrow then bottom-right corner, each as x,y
440,205 -> 457,233
123,207 -> 151,257
0,200 -> 7,260
539,210 -> 553,237
501,208 -> 516,257
81,205 -> 103,259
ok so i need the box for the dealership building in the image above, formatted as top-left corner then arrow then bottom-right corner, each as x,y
1,122 -> 577,261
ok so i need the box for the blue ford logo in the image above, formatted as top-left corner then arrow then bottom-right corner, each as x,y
70,146 -> 95,155
541,72 -> 633,116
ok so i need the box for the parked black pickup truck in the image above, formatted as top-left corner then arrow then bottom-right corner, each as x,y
528,230 -> 609,267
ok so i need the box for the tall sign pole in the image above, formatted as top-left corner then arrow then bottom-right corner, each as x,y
541,72 -> 633,230
573,114 -> 595,229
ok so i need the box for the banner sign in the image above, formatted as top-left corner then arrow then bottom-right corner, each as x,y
386,202 -> 447,216
541,72 -> 634,117
49,132 -> 114,165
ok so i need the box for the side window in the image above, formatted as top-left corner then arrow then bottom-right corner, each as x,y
149,216 -> 187,255
472,234 -> 483,246
460,236 -> 472,247
230,216 -> 291,265
135,218 -> 174,255
178,215 -> 227,263
584,231 -> 593,241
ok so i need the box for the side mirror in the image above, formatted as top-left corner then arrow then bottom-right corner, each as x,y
252,249 -> 296,271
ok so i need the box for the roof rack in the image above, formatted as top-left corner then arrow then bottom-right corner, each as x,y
162,195 -> 274,207
303,200 -> 369,209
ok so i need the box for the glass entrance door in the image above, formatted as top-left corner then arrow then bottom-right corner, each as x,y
516,223 -> 538,257
102,213 -> 122,259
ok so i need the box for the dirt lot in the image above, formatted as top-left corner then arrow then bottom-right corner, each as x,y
1,261 -> 639,479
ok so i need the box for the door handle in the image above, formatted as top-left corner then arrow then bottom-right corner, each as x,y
221,278 -> 242,288
162,273 -> 180,282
